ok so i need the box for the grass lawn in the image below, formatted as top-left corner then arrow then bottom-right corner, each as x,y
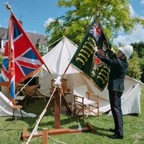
0,87 -> 144,144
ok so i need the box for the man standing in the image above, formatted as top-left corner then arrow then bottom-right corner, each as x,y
93,45 -> 133,139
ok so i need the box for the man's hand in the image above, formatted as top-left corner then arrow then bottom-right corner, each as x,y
93,46 -> 98,52
93,46 -> 106,57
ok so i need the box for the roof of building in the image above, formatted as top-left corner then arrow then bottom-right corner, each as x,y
0,27 -> 47,45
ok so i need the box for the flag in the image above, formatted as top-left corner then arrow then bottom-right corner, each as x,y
71,20 -> 111,91
0,14 -> 45,99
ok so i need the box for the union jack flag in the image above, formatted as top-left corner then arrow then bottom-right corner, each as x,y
89,23 -> 102,41
0,14 -> 45,99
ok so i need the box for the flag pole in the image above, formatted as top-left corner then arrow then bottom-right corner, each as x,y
94,10 -> 111,51
4,2 -> 15,102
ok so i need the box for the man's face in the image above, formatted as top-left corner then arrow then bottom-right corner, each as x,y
117,50 -> 125,59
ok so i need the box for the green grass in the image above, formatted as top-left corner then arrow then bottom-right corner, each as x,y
0,88 -> 144,144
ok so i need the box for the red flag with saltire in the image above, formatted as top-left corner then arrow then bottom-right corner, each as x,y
0,13 -> 45,99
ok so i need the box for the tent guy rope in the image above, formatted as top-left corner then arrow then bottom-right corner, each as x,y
25,86 -> 57,144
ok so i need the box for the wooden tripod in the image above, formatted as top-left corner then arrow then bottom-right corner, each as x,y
21,86 -> 93,143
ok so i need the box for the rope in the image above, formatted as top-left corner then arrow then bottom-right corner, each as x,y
23,134 -> 68,144
48,135 -> 68,144
25,87 -> 57,144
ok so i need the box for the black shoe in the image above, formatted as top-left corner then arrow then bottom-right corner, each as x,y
109,128 -> 116,132
108,134 -> 123,139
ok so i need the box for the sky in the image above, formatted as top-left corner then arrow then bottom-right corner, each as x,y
0,0 -> 144,45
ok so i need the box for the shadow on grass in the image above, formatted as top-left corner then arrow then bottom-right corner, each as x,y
1,98 -> 96,134
90,124 -> 113,137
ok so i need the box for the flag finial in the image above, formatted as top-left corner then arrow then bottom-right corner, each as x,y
4,2 -> 12,12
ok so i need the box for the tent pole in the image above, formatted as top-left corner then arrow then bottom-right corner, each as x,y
61,63 -> 71,78
43,63 -> 54,79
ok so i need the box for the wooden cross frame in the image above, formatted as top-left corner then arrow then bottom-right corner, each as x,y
21,86 -> 93,143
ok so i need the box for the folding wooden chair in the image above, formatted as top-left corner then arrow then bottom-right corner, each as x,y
23,84 -> 40,104
11,99 -> 23,120
15,83 -> 26,105
73,85 -> 99,119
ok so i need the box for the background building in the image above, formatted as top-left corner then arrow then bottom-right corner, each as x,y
0,26 -> 48,55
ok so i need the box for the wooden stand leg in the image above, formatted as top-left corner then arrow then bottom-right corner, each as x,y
21,128 -> 28,141
42,128 -> 48,144
54,89 -> 61,129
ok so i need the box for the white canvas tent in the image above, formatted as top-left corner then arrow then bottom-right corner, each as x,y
42,36 -> 78,75
1,36 -> 143,117
0,91 -> 36,117
38,36 -> 144,116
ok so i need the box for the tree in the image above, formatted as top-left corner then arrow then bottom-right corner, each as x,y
127,52 -> 142,80
131,42 -> 144,82
140,59 -> 144,82
131,42 -> 144,58
45,0 -> 144,46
